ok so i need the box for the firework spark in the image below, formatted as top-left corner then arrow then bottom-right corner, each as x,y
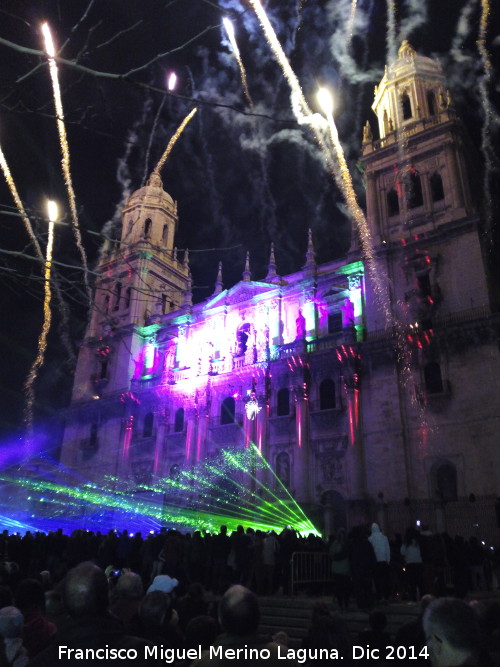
0,142 -> 44,261
24,201 -> 57,440
248,0 -> 313,120
223,17 -> 253,108
0,139 -> 75,414
153,107 -> 198,175
41,22 -> 92,308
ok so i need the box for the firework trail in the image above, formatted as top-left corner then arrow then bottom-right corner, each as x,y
248,0 -> 313,120
386,0 -> 397,65
223,17 -> 253,108
346,0 -> 358,48
153,107 -> 198,175
477,0 -> 499,244
317,88 -> 391,324
250,0 -> 427,459
248,0 -> 391,325
24,201 -> 57,440
142,97 -> 168,186
142,72 -> 177,186
41,22 -> 92,308
0,140 -> 75,399
0,143 -> 44,261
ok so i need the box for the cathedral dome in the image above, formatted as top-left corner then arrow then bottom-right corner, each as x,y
125,170 -> 175,210
385,40 -> 444,81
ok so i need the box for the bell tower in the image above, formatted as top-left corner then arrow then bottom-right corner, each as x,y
361,41 -> 490,332
90,171 -> 189,335
71,172 -> 190,403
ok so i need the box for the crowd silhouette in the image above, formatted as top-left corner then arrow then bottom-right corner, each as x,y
0,522 -> 499,665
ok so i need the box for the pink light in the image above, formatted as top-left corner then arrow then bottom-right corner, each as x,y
297,403 -> 302,447
354,388 -> 359,433
196,429 -> 203,460
122,416 -> 134,460
185,421 -> 193,460
348,400 -> 355,446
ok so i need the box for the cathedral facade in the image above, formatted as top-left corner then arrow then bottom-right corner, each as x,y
60,44 -> 500,539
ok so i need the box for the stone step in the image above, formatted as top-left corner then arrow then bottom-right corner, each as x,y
257,597 -> 421,648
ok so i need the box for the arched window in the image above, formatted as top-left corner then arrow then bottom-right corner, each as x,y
174,407 -> 184,433
220,396 -> 235,425
103,294 -> 110,314
387,188 -> 400,216
277,388 -> 290,416
405,172 -> 423,209
143,412 -> 154,438
319,378 -> 336,410
427,90 -> 437,116
162,224 -> 168,244
113,282 -> 122,311
401,93 -> 412,120
424,362 -> 443,394
430,172 -> 445,202
435,462 -> 458,502
144,218 -> 152,238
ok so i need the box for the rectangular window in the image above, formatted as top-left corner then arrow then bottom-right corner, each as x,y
328,312 -> 343,334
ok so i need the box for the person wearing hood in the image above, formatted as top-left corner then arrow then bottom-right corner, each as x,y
368,523 -> 391,603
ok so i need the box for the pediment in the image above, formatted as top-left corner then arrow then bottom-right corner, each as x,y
204,280 -> 278,310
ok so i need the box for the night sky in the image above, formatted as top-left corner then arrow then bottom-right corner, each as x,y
0,0 -> 498,441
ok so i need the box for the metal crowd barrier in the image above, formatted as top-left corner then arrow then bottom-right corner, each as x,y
290,551 -> 333,594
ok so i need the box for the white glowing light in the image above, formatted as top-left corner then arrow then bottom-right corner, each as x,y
223,17 -> 238,54
317,87 -> 334,116
167,72 -> 177,91
41,22 -> 55,57
47,199 -> 58,223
